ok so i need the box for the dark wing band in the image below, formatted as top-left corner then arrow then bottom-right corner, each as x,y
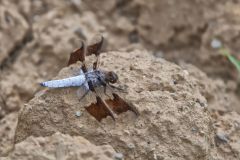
86,93 -> 138,122
67,42 -> 85,66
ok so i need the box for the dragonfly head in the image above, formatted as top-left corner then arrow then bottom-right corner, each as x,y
105,71 -> 118,84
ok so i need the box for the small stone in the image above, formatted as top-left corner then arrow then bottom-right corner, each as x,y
75,111 -> 81,117
127,143 -> 135,149
71,0 -> 82,6
199,131 -> 205,136
123,130 -> 130,135
211,38 -> 222,49
183,70 -> 189,76
154,51 -> 164,58
114,153 -> 124,160
216,132 -> 228,143
128,30 -> 139,43
196,99 -> 206,108
191,127 -> 197,132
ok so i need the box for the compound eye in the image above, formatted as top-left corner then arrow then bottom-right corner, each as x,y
108,71 -> 118,83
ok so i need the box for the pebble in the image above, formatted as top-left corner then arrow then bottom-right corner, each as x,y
216,132 -> 228,143
75,111 -> 81,117
123,129 -> 130,135
127,143 -> 135,149
114,153 -> 124,160
70,0 -> 82,6
211,38 -> 222,49
183,70 -> 189,76
154,51 -> 164,58
191,127 -> 197,132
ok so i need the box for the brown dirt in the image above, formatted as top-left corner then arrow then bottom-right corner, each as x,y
212,111 -> 240,159
0,1 -> 29,65
14,50 -> 218,160
83,0 -> 240,80
2,132 -> 116,160
0,113 -> 17,156
0,0 -> 240,160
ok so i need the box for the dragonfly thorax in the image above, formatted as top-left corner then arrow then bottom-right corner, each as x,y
86,70 -> 118,86
104,71 -> 118,84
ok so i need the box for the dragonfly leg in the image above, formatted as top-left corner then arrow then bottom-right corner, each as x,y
78,90 -> 90,102
103,85 -> 112,99
108,84 -> 127,93
77,82 -> 90,101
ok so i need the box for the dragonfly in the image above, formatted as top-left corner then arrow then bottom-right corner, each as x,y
40,35 -> 138,121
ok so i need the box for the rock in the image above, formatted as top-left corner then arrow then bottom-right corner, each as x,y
211,39 -> 222,49
212,111 -> 240,160
114,152 -> 124,160
0,113 -> 18,156
127,143 -> 135,149
180,63 -> 240,114
15,50 -> 219,160
216,132 -> 228,143
2,132 -> 116,160
0,9 -> 104,117
75,111 -> 82,117
0,2 -> 29,64
0,1 -> 239,160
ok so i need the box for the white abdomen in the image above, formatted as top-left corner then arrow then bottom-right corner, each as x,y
41,75 -> 86,88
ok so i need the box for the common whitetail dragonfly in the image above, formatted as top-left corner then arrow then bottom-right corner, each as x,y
41,35 -> 138,121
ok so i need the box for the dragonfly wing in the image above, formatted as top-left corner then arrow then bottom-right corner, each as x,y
87,35 -> 105,70
68,42 -> 85,66
85,90 -> 138,122
77,82 -> 90,101
85,95 -> 117,121
87,34 -> 104,57
106,93 -> 139,115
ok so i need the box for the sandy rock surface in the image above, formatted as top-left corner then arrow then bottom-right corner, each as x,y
15,50 -> 218,160
0,113 -> 17,156
0,0 -> 240,160
2,132 -> 116,160
0,7 -> 104,117
0,1 -> 239,118
0,1 -> 29,64
82,0 -> 240,80
181,64 -> 240,113
212,111 -> 240,159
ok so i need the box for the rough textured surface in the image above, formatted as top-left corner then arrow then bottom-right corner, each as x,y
0,8 -> 104,116
0,0 -> 240,159
83,0 -> 240,80
0,1 -> 29,64
15,50 -> 218,160
2,132 -> 116,160
0,0 -> 239,119
182,64 -> 240,160
0,113 -> 17,156
1,0 -> 239,121
181,64 -> 240,113
212,111 -> 240,159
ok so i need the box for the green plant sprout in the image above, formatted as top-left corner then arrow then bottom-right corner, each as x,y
220,49 -> 240,73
